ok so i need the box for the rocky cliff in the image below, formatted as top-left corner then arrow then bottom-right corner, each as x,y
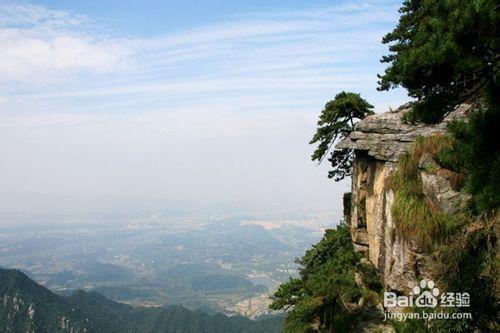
337,104 -> 471,297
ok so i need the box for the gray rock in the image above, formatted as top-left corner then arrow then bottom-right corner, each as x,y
336,104 -> 470,161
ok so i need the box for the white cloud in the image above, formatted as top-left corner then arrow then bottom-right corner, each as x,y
0,3 -> 132,82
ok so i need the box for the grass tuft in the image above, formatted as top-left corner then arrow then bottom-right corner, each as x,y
410,134 -> 453,161
388,135 -> 461,245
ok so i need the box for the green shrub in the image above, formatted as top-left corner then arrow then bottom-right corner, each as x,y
270,224 -> 383,332
438,106 -> 500,213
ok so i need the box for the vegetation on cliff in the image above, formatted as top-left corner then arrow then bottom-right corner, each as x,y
378,0 -> 498,124
388,135 -> 498,332
439,105 -> 500,213
270,224 -> 382,332
378,2 -> 499,330
387,134 -> 462,245
433,214 -> 498,332
309,91 -> 374,181
379,0 -> 499,215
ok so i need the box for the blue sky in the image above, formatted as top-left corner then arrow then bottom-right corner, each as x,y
28,0 -> 362,35
0,1 -> 408,220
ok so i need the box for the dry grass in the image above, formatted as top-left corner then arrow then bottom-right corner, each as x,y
410,133 -> 453,161
388,135 -> 460,245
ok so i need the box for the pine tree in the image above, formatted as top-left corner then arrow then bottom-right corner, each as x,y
378,0 -> 499,123
310,92 -> 374,180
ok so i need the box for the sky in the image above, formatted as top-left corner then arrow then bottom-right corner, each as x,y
0,0 -> 408,221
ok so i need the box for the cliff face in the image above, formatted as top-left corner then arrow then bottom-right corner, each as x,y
337,104 -> 470,295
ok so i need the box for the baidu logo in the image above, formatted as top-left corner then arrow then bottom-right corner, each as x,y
384,279 -> 470,308
383,279 -> 472,322
413,279 -> 440,307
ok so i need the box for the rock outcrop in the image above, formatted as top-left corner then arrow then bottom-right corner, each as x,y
338,104 -> 470,298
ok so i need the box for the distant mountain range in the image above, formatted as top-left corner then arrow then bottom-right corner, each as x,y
0,268 -> 283,333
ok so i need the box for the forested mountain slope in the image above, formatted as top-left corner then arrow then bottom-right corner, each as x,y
0,268 -> 283,333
